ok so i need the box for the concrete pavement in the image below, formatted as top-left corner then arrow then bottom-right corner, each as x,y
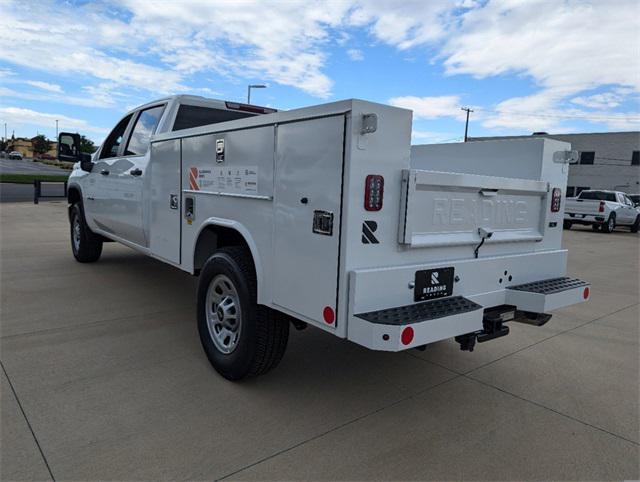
1,203 -> 638,481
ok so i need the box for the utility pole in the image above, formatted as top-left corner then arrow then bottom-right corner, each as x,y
461,107 -> 473,142
55,119 -> 59,139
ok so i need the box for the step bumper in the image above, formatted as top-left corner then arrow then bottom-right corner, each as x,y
505,276 -> 591,313
349,296 -> 484,351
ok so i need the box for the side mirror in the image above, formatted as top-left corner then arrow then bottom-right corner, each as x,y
58,132 -> 93,172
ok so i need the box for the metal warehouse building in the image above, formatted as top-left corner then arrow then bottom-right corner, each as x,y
470,131 -> 640,196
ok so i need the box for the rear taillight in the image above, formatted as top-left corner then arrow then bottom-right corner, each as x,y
599,201 -> 605,213
551,187 -> 562,212
364,175 -> 384,211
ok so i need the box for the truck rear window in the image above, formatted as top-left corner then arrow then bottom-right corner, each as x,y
173,105 -> 253,131
579,191 -> 616,201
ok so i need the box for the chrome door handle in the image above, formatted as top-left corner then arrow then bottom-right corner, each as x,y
100,169 -> 110,176
130,168 -> 142,176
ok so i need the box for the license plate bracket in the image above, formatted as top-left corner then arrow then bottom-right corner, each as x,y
414,267 -> 454,302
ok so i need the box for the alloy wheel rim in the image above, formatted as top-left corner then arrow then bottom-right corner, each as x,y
72,216 -> 81,251
206,274 -> 241,354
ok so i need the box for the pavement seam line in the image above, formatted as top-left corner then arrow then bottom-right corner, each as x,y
464,374 -> 640,446
0,307 -> 189,340
0,360 -> 56,481
216,372 -> 462,481
463,301 -> 638,376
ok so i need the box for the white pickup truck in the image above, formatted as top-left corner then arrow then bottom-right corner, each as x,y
564,190 -> 640,233
57,95 -> 590,380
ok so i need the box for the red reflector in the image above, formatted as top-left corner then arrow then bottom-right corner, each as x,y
364,175 -> 384,211
323,306 -> 335,324
583,287 -> 590,299
551,187 -> 562,212
401,326 -> 414,345
598,201 -> 605,213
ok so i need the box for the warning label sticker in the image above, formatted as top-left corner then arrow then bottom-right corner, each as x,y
188,166 -> 258,194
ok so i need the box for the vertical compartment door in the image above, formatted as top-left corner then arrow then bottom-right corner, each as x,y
273,116 -> 345,325
148,139 -> 181,264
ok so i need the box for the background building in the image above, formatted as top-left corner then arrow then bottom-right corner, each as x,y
470,131 -> 640,196
6,136 -> 58,158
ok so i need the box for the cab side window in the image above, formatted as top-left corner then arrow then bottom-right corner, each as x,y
125,105 -> 165,156
100,114 -> 133,159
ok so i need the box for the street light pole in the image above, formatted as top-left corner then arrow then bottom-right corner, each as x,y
461,107 -> 474,142
55,119 -> 59,139
247,84 -> 267,104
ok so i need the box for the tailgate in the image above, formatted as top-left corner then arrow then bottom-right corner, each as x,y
399,169 -> 548,248
566,199 -> 601,215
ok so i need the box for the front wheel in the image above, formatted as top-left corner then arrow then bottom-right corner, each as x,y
630,215 -> 639,233
197,247 -> 289,380
563,221 -> 572,230
602,214 -> 616,233
70,203 -> 102,262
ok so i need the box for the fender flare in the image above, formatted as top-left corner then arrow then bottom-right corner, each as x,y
194,217 -> 264,297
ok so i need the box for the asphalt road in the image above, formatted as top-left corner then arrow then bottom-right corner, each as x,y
0,157 -> 71,175
1,203 -> 638,481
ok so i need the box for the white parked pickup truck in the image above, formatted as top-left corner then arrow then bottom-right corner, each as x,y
564,190 -> 640,233
57,95 -> 590,380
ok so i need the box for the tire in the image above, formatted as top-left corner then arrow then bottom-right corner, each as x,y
563,221 -> 572,230
630,215 -> 640,233
70,203 -> 103,262
197,246 -> 289,380
591,224 -> 601,231
602,213 -> 616,233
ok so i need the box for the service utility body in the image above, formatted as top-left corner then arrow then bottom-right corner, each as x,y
58,95 -> 591,380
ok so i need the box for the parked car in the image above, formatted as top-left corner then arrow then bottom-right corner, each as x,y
8,151 -> 23,160
56,95 -> 590,380
564,190 -> 640,232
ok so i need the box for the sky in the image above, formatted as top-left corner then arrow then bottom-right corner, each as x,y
1,0 -> 639,145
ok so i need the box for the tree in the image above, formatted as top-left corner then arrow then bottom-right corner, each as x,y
32,135 -> 51,157
79,135 -> 96,153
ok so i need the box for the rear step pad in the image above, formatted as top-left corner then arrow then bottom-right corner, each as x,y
508,276 -> 588,294
355,296 -> 482,325
506,276 -> 590,313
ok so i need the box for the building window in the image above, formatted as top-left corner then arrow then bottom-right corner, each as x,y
576,186 -> 590,195
579,151 -> 595,164
632,151 -> 639,166
566,186 -> 575,197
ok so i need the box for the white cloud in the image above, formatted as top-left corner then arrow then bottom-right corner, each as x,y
0,107 -> 109,136
570,88 -> 635,110
389,95 -> 465,120
25,80 -> 63,93
347,48 -> 364,61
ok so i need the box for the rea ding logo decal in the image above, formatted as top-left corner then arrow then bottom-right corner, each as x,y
431,271 -> 439,284
361,220 -> 379,244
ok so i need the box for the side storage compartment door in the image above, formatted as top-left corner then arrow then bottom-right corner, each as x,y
148,139 -> 181,263
273,115 -> 345,325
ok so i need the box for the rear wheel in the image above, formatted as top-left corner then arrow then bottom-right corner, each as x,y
602,214 -> 616,233
591,224 -> 601,232
70,203 -> 102,262
197,246 -> 289,380
563,221 -> 572,230
630,215 -> 640,233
